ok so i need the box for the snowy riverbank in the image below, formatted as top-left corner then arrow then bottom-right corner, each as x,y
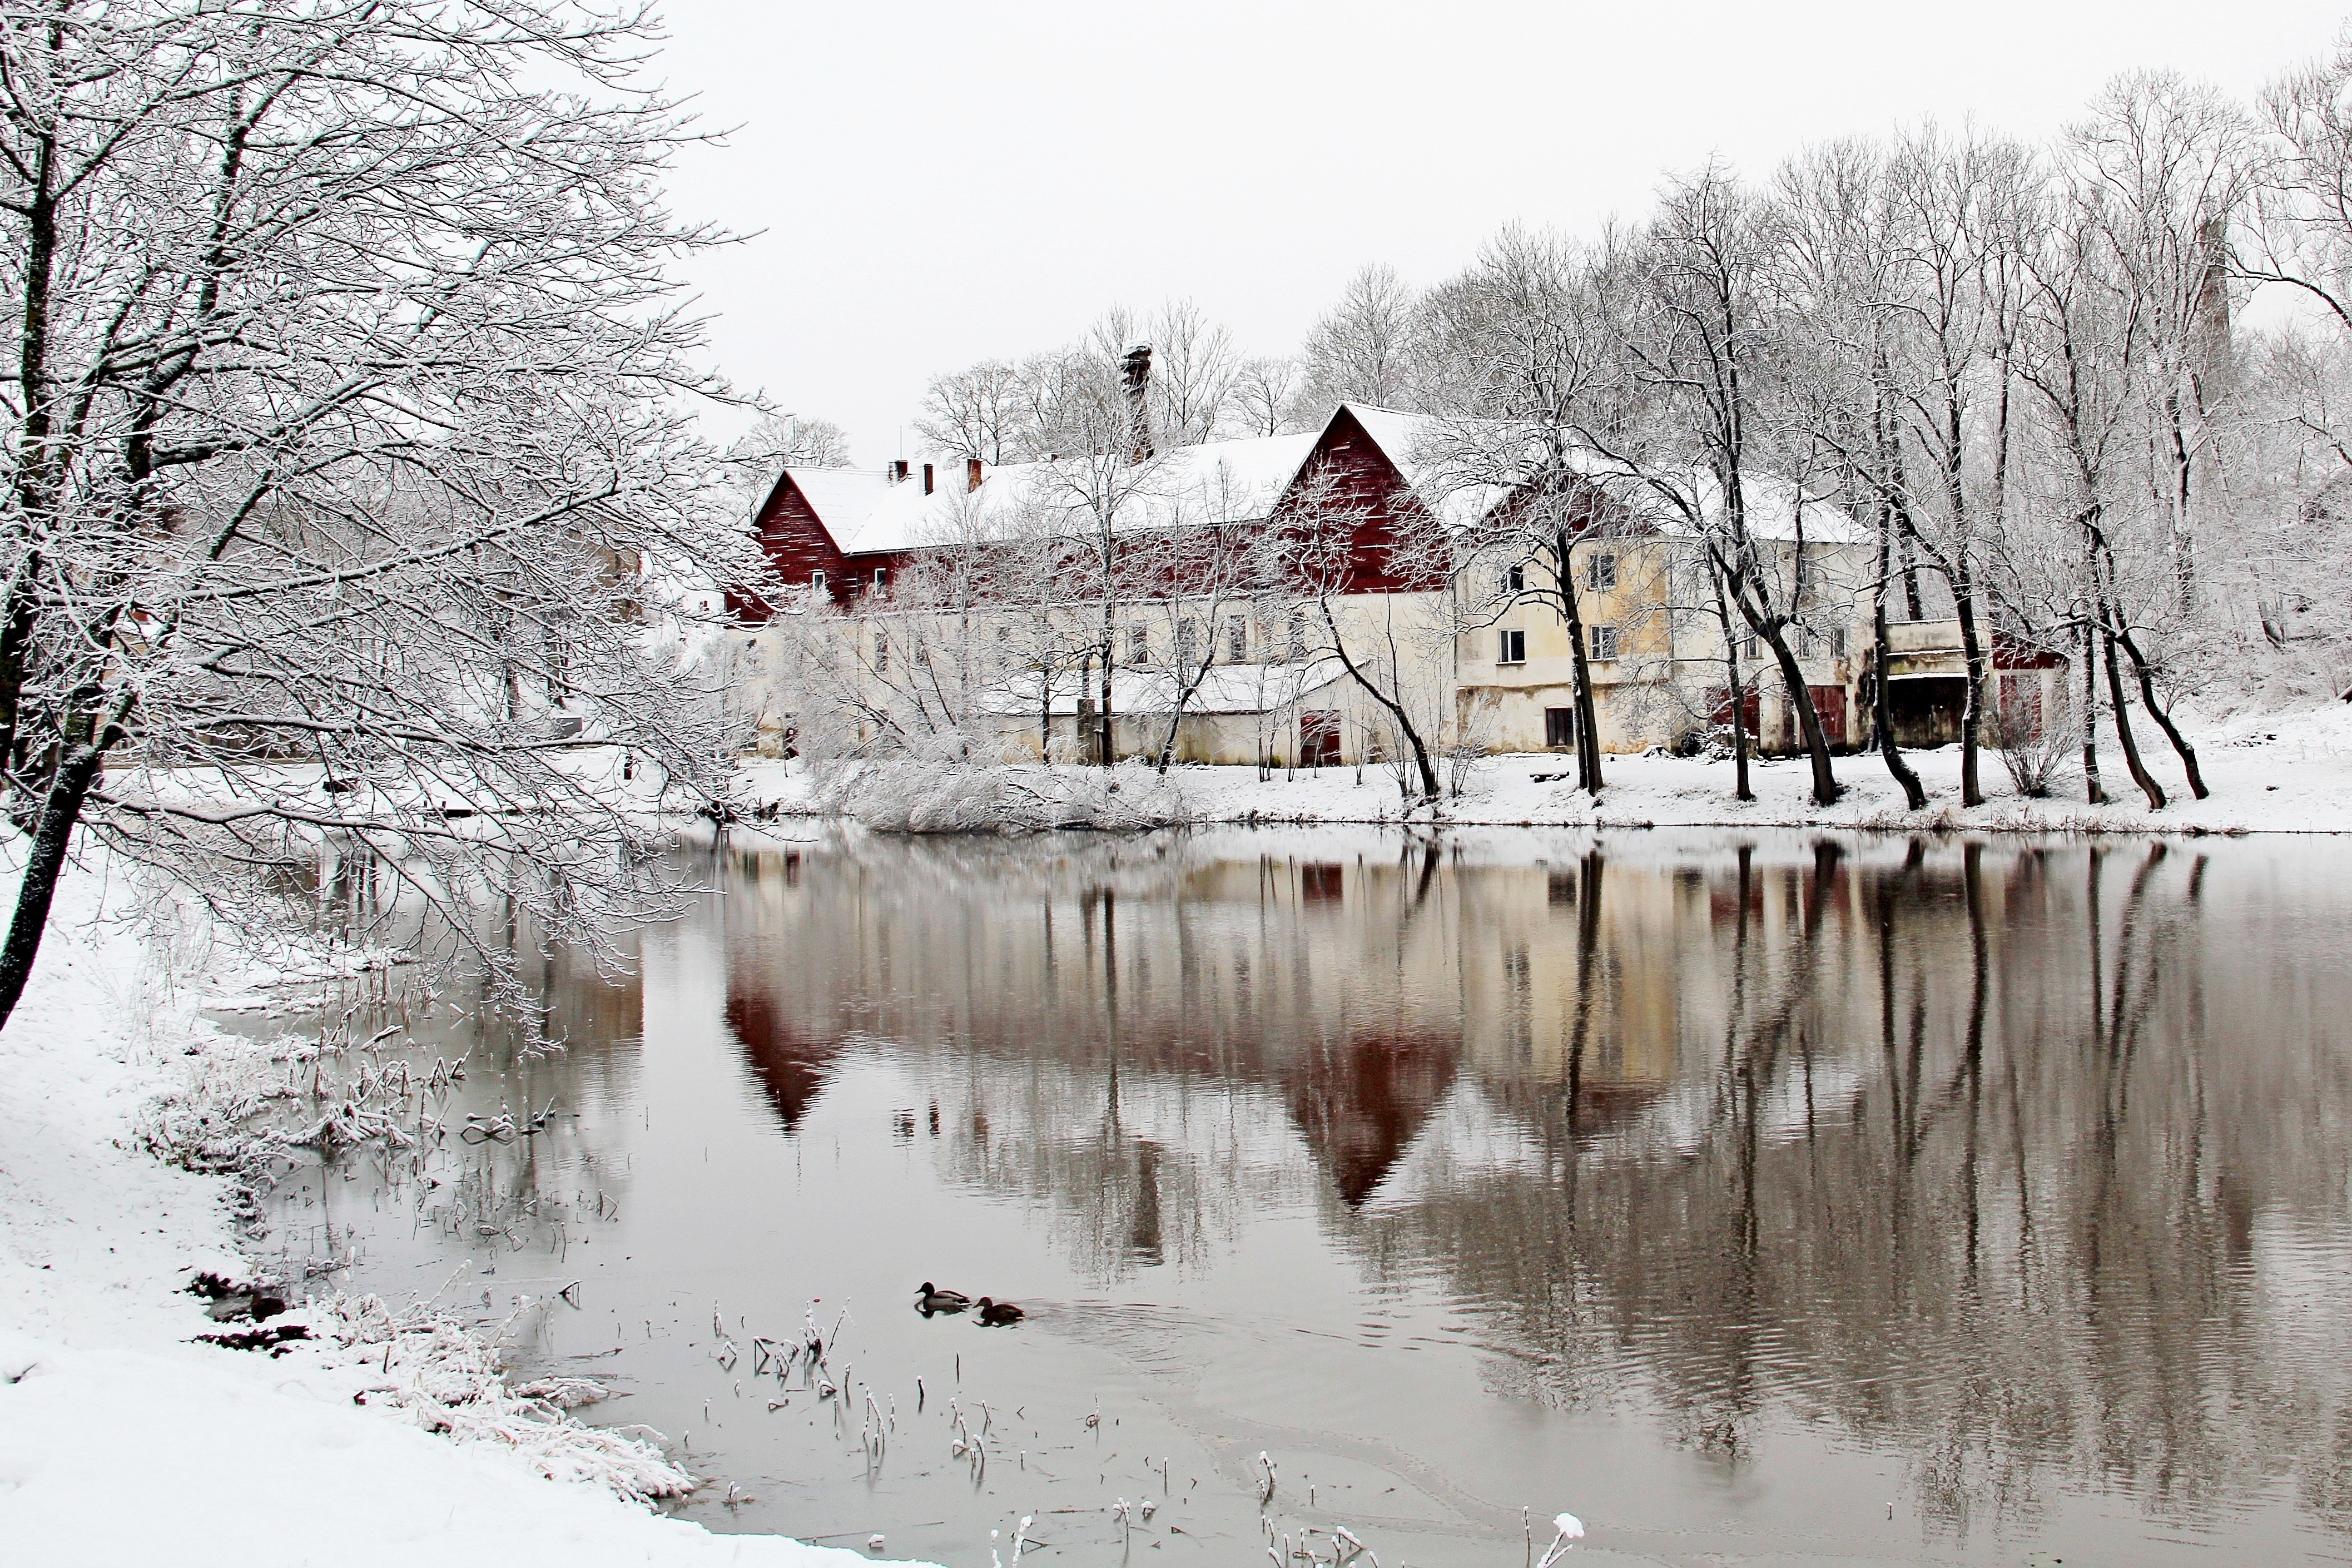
737,703 -> 2352,836
0,845 -> 924,1568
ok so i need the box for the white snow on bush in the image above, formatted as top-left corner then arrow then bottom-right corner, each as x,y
810,757 -> 1192,833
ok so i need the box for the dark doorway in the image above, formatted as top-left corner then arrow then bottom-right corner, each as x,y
1299,710 -> 1342,767
1708,686 -> 1761,738
1887,677 -> 1968,747
1809,685 -> 1849,749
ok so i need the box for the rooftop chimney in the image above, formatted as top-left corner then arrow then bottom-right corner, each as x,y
922,462 -> 935,495
967,457 -> 984,493
1120,344 -> 1154,464
887,459 -> 910,483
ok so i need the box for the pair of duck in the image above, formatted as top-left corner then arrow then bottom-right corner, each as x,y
915,1283 -> 1023,1324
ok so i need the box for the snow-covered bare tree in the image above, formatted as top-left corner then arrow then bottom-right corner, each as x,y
722,413 -> 851,512
2234,31 -> 2352,698
2013,166 -> 2178,808
1418,225 -> 1643,796
1294,264 -> 1427,423
1132,458 -> 1283,771
2055,77 -> 2245,797
1775,128 -> 2042,807
1269,464 -> 1450,802
0,0 -> 752,1029
1228,355 -> 1307,436
1597,164 -> 1847,806
1770,137 -> 1927,807
916,358 -> 1029,464
2074,81 -> 2249,607
1139,299 -> 1240,445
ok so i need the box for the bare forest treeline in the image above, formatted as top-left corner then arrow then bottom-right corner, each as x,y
843,33 -> 2352,811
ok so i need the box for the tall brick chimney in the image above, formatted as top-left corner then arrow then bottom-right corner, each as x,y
887,459 -> 910,483
922,462 -> 935,495
2193,210 -> 2234,393
966,458 -> 984,493
1119,344 -> 1154,464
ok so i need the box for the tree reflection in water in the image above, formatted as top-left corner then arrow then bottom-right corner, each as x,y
716,828 -> 2352,1547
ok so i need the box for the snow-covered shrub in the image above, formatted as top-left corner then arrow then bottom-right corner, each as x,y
1989,692 -> 2078,798
300,1292 -> 696,1500
815,758 -> 1190,835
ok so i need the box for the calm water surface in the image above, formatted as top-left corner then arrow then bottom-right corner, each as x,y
260,827 -> 2352,1567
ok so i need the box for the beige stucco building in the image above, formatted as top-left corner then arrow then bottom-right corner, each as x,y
722,404 -> 2013,768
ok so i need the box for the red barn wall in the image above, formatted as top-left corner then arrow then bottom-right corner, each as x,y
1277,408 -> 1448,594
732,408 -> 1446,624
730,473 -> 856,621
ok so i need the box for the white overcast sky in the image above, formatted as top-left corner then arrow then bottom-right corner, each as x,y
651,0 -> 2351,464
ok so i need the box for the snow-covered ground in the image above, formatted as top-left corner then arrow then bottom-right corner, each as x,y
738,703 -> 2352,835
0,846 -> 922,1568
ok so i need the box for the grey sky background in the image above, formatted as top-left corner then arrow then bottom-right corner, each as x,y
652,1 -> 2351,464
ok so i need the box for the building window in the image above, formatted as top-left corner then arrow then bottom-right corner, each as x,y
872,629 -> 889,671
1545,706 -> 1576,748
872,567 -> 887,594
1286,608 -> 1308,662
1128,625 -> 1149,666
1498,628 -> 1527,665
1227,614 -> 1249,662
1177,617 -> 1198,663
1590,624 -> 1618,661
809,569 -> 826,592
1589,551 -> 1618,591
1505,563 -> 1525,595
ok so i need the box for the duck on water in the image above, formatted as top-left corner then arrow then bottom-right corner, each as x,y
915,1283 -> 971,1314
915,1284 -> 1023,1324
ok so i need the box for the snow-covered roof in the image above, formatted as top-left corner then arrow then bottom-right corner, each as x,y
766,406 -> 1435,559
765,408 -> 1862,560
779,467 -> 900,542
1341,409 -> 1870,544
1328,405 -> 1514,529
812,429 -> 1326,556
1668,470 -> 1868,545
1341,405 -> 1447,489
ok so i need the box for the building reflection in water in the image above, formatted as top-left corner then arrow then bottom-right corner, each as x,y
713,827 -> 2352,1543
